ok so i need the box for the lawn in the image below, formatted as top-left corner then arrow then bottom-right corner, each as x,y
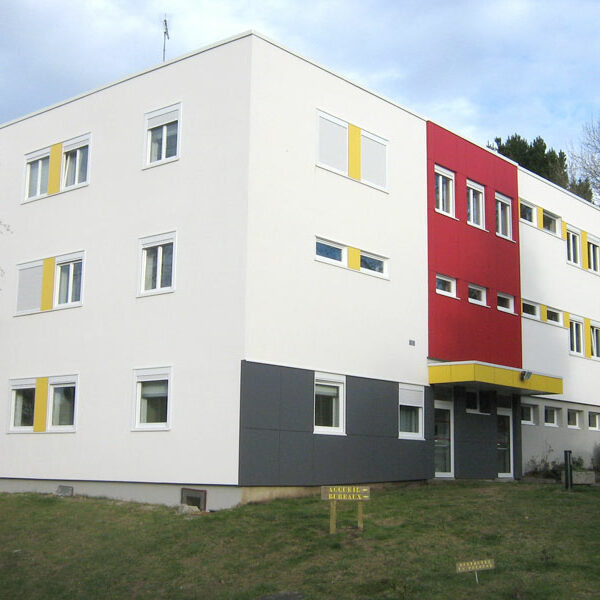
1,481 -> 599,599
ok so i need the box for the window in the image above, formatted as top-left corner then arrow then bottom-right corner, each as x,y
360,252 -> 386,276
570,319 -> 584,355
544,406 -> 558,426
11,381 -> 36,430
316,239 -> 345,264
591,324 -> 600,359
588,412 -> 600,431
522,300 -> 540,319
466,181 -> 485,228
146,104 -> 180,165
314,372 -> 345,435
521,404 -> 535,425
495,193 -> 512,239
546,308 -> 562,325
468,283 -> 487,306
55,257 -> 83,306
48,378 -> 77,430
434,166 -> 455,217
588,240 -> 599,273
318,112 -> 347,175
435,274 -> 456,298
542,210 -> 559,234
519,200 -> 535,223
567,409 -> 580,429
139,232 -> 176,295
360,130 -> 387,188
62,135 -> 89,188
134,367 -> 171,430
567,229 -> 581,265
398,384 -> 424,439
497,293 -> 515,313
26,152 -> 50,199
465,391 -> 490,414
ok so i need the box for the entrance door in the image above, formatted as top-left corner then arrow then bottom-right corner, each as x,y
434,400 -> 454,477
497,408 -> 513,477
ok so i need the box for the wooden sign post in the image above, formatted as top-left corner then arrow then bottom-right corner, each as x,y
321,485 -> 370,534
456,559 -> 495,584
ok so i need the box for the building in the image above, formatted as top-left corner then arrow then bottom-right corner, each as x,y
1,32 -> 598,510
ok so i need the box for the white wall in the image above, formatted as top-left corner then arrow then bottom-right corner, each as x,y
243,36 -> 429,386
0,36 -> 254,485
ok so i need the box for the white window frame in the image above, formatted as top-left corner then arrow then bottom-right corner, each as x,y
360,129 -> 388,190
316,111 -> 349,177
465,390 -> 491,415
495,193 -> 512,240
435,274 -> 457,298
54,252 -> 84,309
315,238 -> 347,267
567,409 -> 581,429
588,238 -> 599,274
570,318 -> 584,356
434,165 -> 455,217
314,372 -> 346,436
522,300 -> 540,320
9,378 -> 37,432
591,323 -> 600,359
466,180 -> 485,229
133,367 -> 172,431
588,411 -> 600,431
47,375 -> 78,432
545,307 -> 563,326
138,232 -> 177,296
521,404 -> 536,425
566,229 -> 581,266
62,134 -> 90,190
359,250 -> 388,278
467,283 -> 487,306
144,103 -> 181,167
24,147 -> 50,201
497,292 -> 515,314
398,384 -> 424,440
542,210 -> 560,235
544,406 -> 559,427
519,199 -> 535,224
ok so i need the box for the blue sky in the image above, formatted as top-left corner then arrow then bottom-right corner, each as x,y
2,0 -> 599,156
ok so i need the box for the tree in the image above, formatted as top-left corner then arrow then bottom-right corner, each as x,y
492,134 -> 593,202
571,118 -> 600,203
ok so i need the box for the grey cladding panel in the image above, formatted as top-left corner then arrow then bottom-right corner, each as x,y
240,361 -> 280,430
346,377 -> 397,437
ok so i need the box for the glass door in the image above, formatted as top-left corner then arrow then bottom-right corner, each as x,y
434,400 -> 454,477
497,408 -> 513,477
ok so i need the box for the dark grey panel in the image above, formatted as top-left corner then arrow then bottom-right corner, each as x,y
278,431 -> 314,485
279,368 -> 314,432
346,377 -> 397,437
240,362 -> 281,430
238,428 -> 279,486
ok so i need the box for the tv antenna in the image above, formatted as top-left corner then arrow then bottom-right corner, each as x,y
162,16 -> 169,62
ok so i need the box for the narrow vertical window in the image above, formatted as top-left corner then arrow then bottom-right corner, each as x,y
50,384 -> 76,427
134,367 -> 171,430
139,232 -> 176,295
145,104 -> 181,165
570,319 -> 583,355
588,240 -> 599,273
434,166 -> 455,217
495,193 -> 512,239
567,230 -> 580,265
26,154 -> 50,199
56,260 -> 83,305
314,373 -> 345,435
13,387 -> 36,428
466,181 -> 485,228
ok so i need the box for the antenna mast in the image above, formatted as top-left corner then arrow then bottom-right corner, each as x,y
162,16 -> 169,62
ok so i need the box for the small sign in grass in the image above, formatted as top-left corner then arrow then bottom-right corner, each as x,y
456,558 -> 495,584
321,486 -> 370,534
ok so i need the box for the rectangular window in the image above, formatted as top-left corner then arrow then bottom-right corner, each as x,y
48,376 -> 77,430
139,232 -> 176,295
315,239 -> 345,264
435,274 -> 456,298
398,384 -> 424,439
134,367 -> 171,430
522,300 -> 540,319
26,153 -> 50,199
495,193 -> 512,239
567,229 -> 581,265
468,283 -> 487,306
544,406 -> 558,426
318,112 -> 348,175
11,383 -> 36,430
542,210 -> 559,234
591,325 -> 600,359
465,391 -> 490,414
519,200 -> 534,223
570,319 -> 584,355
62,135 -> 90,189
521,404 -> 535,425
434,166 -> 455,217
497,293 -> 515,313
546,308 -> 562,325
314,372 -> 345,435
55,258 -> 83,306
466,181 -> 485,228
361,130 -> 387,188
588,240 -> 599,273
567,409 -> 580,429
360,252 -> 386,276
589,412 -> 600,430
146,104 -> 180,165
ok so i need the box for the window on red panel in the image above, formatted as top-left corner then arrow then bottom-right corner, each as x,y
434,166 -> 455,217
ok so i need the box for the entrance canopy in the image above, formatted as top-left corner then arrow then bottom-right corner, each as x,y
428,361 -> 562,396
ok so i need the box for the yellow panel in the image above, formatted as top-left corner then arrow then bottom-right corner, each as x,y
529,373 -> 563,395
40,257 -> 55,311
347,247 -> 361,270
428,365 -> 452,384
33,377 -> 48,432
581,231 -> 589,270
47,143 -> 63,195
473,364 -> 495,385
584,318 -> 592,358
540,305 -> 548,322
493,367 -> 515,387
561,221 -> 568,240
563,311 -> 570,329
536,206 -> 544,229
450,364 -> 475,382
348,124 -> 361,181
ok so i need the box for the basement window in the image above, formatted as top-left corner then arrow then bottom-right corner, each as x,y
181,488 -> 207,511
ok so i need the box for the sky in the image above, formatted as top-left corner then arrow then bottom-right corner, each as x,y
2,0 -> 599,156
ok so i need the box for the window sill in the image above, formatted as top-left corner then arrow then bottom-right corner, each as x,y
498,308 -> 518,316
398,434 -> 425,441
522,314 -> 540,321
467,222 -> 488,232
435,291 -> 459,299
315,163 -> 389,194
45,427 -> 77,433
466,409 -> 491,415
132,425 -> 171,432
544,423 -> 559,428
495,233 -> 515,243
434,209 -> 458,220
567,425 -> 581,430
143,156 -> 179,171
313,428 -> 346,436
521,421 -> 536,426
137,288 -> 175,298
569,352 -> 586,359
314,257 -> 389,281
468,300 -> 489,307
21,183 -> 90,205
15,303 -> 83,317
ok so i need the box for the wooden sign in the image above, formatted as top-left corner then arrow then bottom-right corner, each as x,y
456,559 -> 495,584
320,485 -> 370,501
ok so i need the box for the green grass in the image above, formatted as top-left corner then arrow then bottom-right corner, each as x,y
1,481 -> 599,599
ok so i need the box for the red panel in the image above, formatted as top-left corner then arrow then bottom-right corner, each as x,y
427,122 -> 522,368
